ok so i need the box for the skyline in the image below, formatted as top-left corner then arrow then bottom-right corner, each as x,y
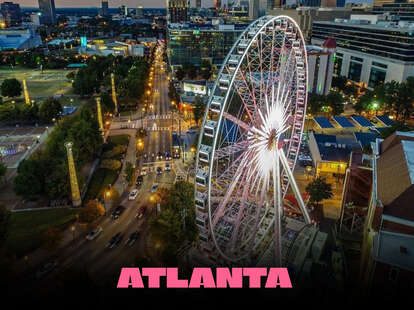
7,0 -> 217,8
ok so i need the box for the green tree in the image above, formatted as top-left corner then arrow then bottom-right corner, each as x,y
0,161 -> 6,181
326,91 -> 344,116
306,177 -> 333,207
1,78 -> 22,98
100,159 -> 121,170
193,96 -> 205,126
14,158 -> 45,199
0,205 -> 11,248
79,200 -> 105,223
38,97 -> 63,123
125,162 -> 134,184
379,122 -> 412,139
307,93 -> 324,115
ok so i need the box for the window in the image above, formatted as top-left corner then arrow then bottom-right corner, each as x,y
334,55 -> 343,76
351,56 -> 363,62
372,61 -> 388,69
348,61 -> 363,82
368,67 -> 386,88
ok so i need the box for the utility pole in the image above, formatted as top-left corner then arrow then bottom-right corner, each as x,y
65,142 -> 82,207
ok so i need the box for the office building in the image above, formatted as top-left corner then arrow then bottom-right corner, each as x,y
214,0 -> 221,9
102,0 -> 109,17
360,131 -> 414,294
38,0 -> 56,25
1,2 -> 21,27
312,16 -> 414,88
0,28 -> 42,50
196,0 -> 202,8
167,23 -> 245,74
372,3 -> 414,22
168,0 -> 189,24
249,0 -> 260,20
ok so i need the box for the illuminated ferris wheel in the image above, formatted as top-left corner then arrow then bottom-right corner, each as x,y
194,16 -> 311,265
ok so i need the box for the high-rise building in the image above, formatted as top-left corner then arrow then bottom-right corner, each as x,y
214,0 -> 222,9
271,0 -> 286,9
102,0 -> 109,17
196,0 -> 202,9
249,0 -> 259,20
1,2 -> 21,27
38,0 -> 56,25
167,0 -> 189,24
372,0 -> 414,6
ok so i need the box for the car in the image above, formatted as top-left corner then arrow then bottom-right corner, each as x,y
125,231 -> 139,247
140,167 -> 147,176
165,152 -> 171,161
86,227 -> 103,241
111,205 -> 126,220
157,151 -> 163,160
136,206 -> 147,219
151,183 -> 159,193
165,163 -> 171,171
136,175 -> 143,186
156,166 -> 162,175
106,233 -> 123,249
36,261 -> 58,279
129,189 -> 139,200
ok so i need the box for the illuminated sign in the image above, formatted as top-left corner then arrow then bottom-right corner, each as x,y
183,82 -> 206,95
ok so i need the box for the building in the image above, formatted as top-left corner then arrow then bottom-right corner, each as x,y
360,131 -> 414,295
269,7 -> 361,43
308,132 -> 352,177
373,0 -> 414,6
312,16 -> 414,88
249,0 -> 260,20
0,27 -> 42,50
167,23 -> 246,73
307,38 -> 336,95
102,0 -> 109,17
168,0 -> 189,24
1,2 -> 21,27
38,0 -> 56,25
214,0 -> 221,9
196,0 -> 202,9
79,40 -> 147,57
372,3 -> 414,22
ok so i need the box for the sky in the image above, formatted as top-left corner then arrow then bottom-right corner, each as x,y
10,0 -> 217,8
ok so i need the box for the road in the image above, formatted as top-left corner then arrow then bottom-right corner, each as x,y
10,42 -> 180,293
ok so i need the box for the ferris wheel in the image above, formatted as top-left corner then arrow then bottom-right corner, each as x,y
194,16 -> 311,265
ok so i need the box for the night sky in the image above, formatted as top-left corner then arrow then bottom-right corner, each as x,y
10,0 -> 217,8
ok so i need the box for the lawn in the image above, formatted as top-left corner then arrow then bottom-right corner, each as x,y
5,208 -> 79,258
84,134 -> 130,201
0,67 -> 72,99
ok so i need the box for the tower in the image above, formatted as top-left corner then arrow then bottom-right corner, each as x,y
167,0 -> 189,23
38,0 -> 56,25
23,79 -> 31,105
65,142 -> 82,207
111,73 -> 118,115
96,97 -> 104,133
102,0 -> 109,17
249,0 -> 259,20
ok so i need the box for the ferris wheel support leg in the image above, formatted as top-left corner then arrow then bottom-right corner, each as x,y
279,150 -> 312,225
273,152 -> 282,267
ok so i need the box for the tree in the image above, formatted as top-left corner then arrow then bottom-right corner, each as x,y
175,67 -> 185,81
125,161 -> 134,184
0,161 -> 6,181
193,96 -> 205,126
307,93 -> 324,115
306,177 -> 333,207
100,159 -> 121,170
331,75 -> 347,90
188,66 -> 198,80
14,158 -> 45,199
0,205 -> 11,249
1,78 -> 22,98
79,200 -> 105,223
42,227 -> 63,251
38,97 -> 63,123
379,122 -> 412,139
326,91 -> 344,116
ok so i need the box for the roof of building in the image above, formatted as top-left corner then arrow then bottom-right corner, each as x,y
313,117 -> 335,129
375,115 -> 394,127
322,37 -> 336,49
333,116 -> 355,128
354,132 -> 378,149
351,115 -> 373,127
314,133 -> 352,162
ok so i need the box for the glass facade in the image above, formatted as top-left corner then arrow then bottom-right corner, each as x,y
333,52 -> 343,76
167,28 -> 244,67
348,61 -> 363,82
312,21 -> 414,61
369,66 -> 387,88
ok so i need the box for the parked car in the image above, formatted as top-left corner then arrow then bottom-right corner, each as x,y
125,231 -> 139,247
136,175 -> 143,186
86,227 -> 103,241
136,206 -> 147,219
156,166 -> 162,175
106,233 -> 123,249
129,189 -> 139,201
36,261 -> 58,279
151,183 -> 159,193
157,151 -> 163,160
140,167 -> 147,176
165,152 -> 171,161
165,163 -> 171,171
111,206 -> 126,220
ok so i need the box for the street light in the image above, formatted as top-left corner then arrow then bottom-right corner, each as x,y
71,225 -> 76,241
